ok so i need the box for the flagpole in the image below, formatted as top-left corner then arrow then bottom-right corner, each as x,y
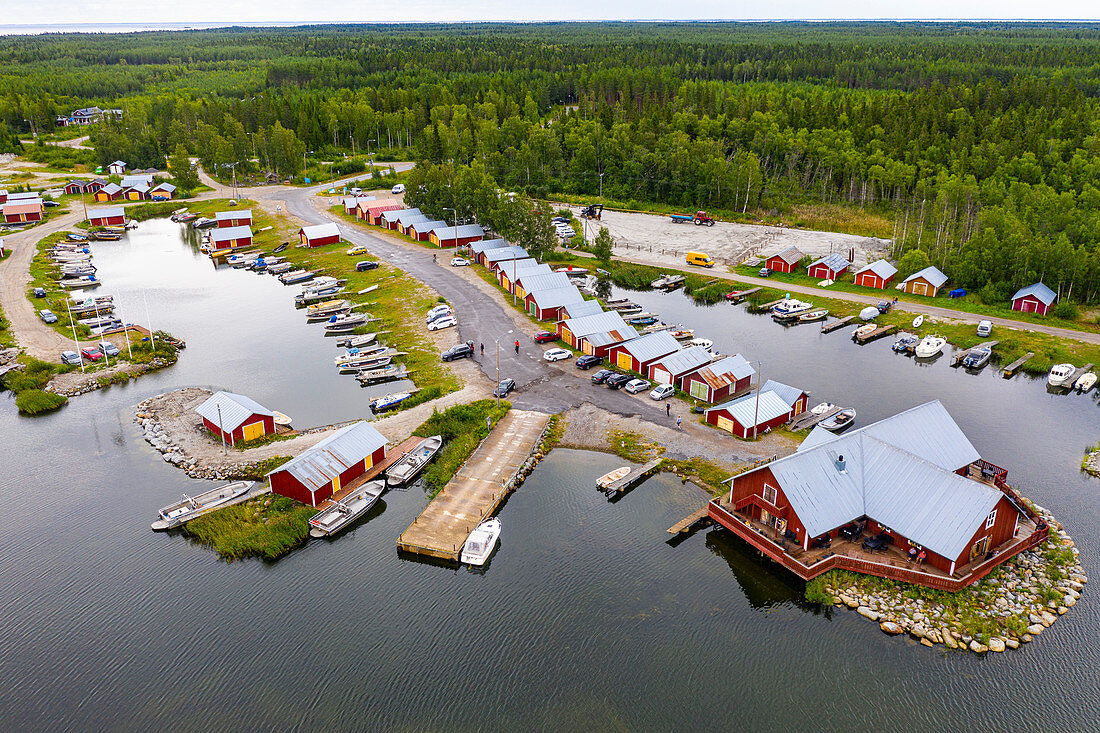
142,290 -> 155,348
65,298 -> 84,373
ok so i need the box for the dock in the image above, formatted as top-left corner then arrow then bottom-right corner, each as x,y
1062,363 -> 1094,389
748,298 -> 783,314
667,504 -> 712,534
821,315 -> 855,333
1002,352 -> 1034,378
853,323 -> 896,344
396,410 -> 551,562
789,406 -> 841,431
603,458 -> 663,498
726,287 -> 760,303
950,340 -> 999,367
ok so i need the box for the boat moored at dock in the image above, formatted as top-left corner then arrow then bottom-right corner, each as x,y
151,481 -> 255,530
385,435 -> 443,486
914,335 -> 946,359
308,480 -> 386,538
1048,363 -> 1076,388
460,517 -> 502,566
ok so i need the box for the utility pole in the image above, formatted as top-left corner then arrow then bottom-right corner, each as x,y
752,360 -> 764,439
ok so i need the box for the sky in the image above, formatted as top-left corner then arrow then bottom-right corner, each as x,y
3,1 -> 1099,26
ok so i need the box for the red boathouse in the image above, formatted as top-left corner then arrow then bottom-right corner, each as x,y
267,421 -> 388,507
194,391 -> 276,446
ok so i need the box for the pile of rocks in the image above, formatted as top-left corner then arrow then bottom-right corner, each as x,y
0,347 -> 19,366
824,504 -> 1084,654
49,356 -> 176,398
1083,449 -> 1100,478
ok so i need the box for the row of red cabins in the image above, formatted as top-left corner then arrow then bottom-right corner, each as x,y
349,198 -> 485,248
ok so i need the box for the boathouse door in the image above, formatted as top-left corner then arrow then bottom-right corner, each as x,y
242,421 -> 265,442
970,536 -> 990,562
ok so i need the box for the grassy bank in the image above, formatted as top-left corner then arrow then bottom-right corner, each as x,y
415,399 -> 511,497
604,428 -> 739,496
1,357 -> 69,414
182,492 -> 315,561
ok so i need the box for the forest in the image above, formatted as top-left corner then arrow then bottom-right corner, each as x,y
3,22 -> 1100,303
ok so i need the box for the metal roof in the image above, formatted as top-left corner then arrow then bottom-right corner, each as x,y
483,246 -> 529,263
808,252 -> 850,271
361,200 -> 401,214
768,246 -> 804,265
516,272 -> 571,292
433,224 -> 484,240
99,183 -> 123,195
560,300 -> 604,319
194,391 -> 273,432
152,182 -> 176,192
1011,282 -> 1057,306
855,259 -> 898,280
8,192 -> 41,200
469,238 -> 509,254
211,225 -> 253,243
650,345 -> 713,376
410,219 -> 445,233
705,389 -> 793,428
121,175 -> 154,187
903,265 -> 949,288
382,207 -> 420,224
562,310 -> 634,338
300,222 -> 340,240
760,379 -> 804,408
584,326 -> 639,348
267,421 -> 388,492
617,331 -> 682,362
3,202 -> 42,214
530,285 -> 585,310
497,259 -> 541,279
88,206 -> 124,219
215,209 -> 252,221
397,212 -> 429,228
690,353 -> 755,389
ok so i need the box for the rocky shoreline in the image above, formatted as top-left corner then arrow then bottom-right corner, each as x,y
820,503 -> 1085,653
48,356 -> 177,397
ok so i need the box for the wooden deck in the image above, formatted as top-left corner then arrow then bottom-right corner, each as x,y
315,436 -> 420,510
1002,352 -> 1034,378
604,458 -> 663,497
820,315 -> 855,333
396,410 -> 551,562
789,406 -> 841,431
725,286 -> 760,303
667,504 -> 711,533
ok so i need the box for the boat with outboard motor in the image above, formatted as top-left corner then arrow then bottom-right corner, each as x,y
308,480 -> 386,538
461,518 -> 502,566
151,481 -> 254,530
385,435 -> 443,486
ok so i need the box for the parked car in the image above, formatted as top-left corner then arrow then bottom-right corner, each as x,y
60,350 -> 82,366
426,304 -> 453,322
590,369 -> 614,384
606,373 -> 632,390
98,341 -> 120,357
426,308 -> 454,324
552,216 -> 569,224
356,260 -> 379,271
350,187 -> 362,195
575,354 -> 602,370
450,257 -> 470,267
39,309 -> 57,323
976,319 -> 993,337
80,346 -> 103,362
33,287 -> 46,298
391,184 -> 406,194
649,384 -> 675,400
543,347 -> 571,362
493,378 -> 516,398
43,200 -> 61,207
346,244 -> 369,256
427,316 -> 456,331
441,343 -> 474,362
624,378 -> 650,394
758,267 -> 771,277
533,331 -> 557,343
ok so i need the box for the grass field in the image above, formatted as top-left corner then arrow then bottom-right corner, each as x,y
182,493 -> 316,561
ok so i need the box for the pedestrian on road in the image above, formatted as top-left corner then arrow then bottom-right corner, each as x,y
432,254 -> 437,263
514,340 -> 519,354
666,403 -> 671,416
480,343 -> 485,355
676,416 -> 682,430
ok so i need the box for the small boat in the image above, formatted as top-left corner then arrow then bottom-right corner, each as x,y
1048,363 -> 1076,388
914,335 -> 946,359
962,346 -> 992,369
267,262 -> 294,275
272,242 -> 289,254
912,314 -> 924,328
338,332 -> 381,349
371,391 -> 413,413
650,274 -> 684,290
595,466 -> 631,489
859,306 -> 880,321
78,315 -> 123,331
337,353 -> 394,373
306,299 -> 353,319
640,323 -> 671,334
819,408 -> 856,432
92,231 -> 121,241
151,481 -> 254,530
460,517 -> 502,566
101,224 -> 127,233
356,364 -> 409,384
66,232 -> 90,242
335,344 -> 390,365
69,302 -> 114,317
809,402 -> 836,415
294,286 -> 344,306
892,333 -> 918,352
385,435 -> 443,485
688,337 -> 713,350
324,313 -> 370,334
279,269 -> 315,285
798,308 -> 829,322
308,480 -> 385,538
162,335 -> 186,349
171,211 -> 196,223
852,323 -> 877,340
191,217 -> 217,229
272,411 -> 293,427
771,299 -> 814,317
625,314 -> 659,326
304,276 -> 342,291
60,276 -> 101,289
1075,372 -> 1097,393
61,267 -> 98,279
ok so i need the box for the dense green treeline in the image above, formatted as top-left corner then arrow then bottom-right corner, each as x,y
4,23 -> 1100,301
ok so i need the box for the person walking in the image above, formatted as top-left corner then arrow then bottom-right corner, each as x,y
666,403 -> 671,416
480,343 -> 485,356
514,339 -> 519,354
676,416 -> 682,430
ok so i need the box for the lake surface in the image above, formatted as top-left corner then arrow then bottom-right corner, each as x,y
1,226 -> 1097,730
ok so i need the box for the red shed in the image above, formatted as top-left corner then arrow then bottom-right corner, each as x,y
430,224 -> 483,248
358,199 -> 401,225
853,260 -> 898,289
267,421 -> 388,507
63,180 -> 87,195
2,201 -> 43,223
408,219 -> 446,242
764,246 -> 804,274
209,225 -> 253,251
703,379 -> 806,438
807,253 -> 850,281
87,206 -> 125,227
215,209 -> 252,228
607,331 -> 682,374
683,353 -> 756,403
648,346 -> 714,387
1011,283 -> 1057,316
300,222 -> 341,248
194,391 -> 276,446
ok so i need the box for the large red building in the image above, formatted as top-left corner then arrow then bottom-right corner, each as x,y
87,206 -> 125,227
807,253 -> 850,281
703,379 -> 807,438
299,222 -> 341,248
607,331 -> 682,374
268,421 -> 389,507
194,391 -> 276,446
682,353 -> 756,403
853,260 -> 898,289
708,401 -> 1046,590
215,209 -> 253,228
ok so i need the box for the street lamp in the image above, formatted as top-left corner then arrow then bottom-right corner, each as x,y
494,330 -> 514,407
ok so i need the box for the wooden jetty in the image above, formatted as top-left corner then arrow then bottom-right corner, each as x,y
667,504 -> 712,534
396,410 -> 551,562
748,298 -> 783,314
315,436 -> 420,509
821,315 -> 855,333
1063,363 -> 1094,388
789,406 -> 841,431
853,323 -> 896,345
1002,352 -> 1034,378
726,287 -> 760,303
950,340 -> 999,367
604,458 -> 663,498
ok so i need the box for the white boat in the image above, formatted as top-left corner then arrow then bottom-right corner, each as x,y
596,466 -> 631,489
1075,372 -> 1097,393
385,435 -> 443,486
912,314 -> 924,328
272,411 -> 293,427
460,517 -> 502,566
337,332 -> 381,349
59,276 -> 101,289
852,323 -> 877,340
688,337 -> 713,350
334,344 -> 389,365
337,350 -> 395,372
324,312 -> 371,333
859,306 -> 880,321
1048,363 -> 1076,388
961,346 -> 992,369
914,335 -> 946,359
809,402 -> 836,415
308,480 -> 385,538
771,299 -> 814,317
151,481 -> 254,530
819,408 -> 856,432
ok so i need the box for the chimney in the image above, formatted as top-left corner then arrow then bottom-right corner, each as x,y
835,454 -> 847,473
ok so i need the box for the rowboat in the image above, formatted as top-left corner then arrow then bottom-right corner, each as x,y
819,408 -> 856,432
308,480 -> 385,538
338,332 -> 382,349
306,299 -> 352,319
1075,372 -> 1097,393
625,313 -> 659,325
279,269 -> 315,284
1048,363 -> 1076,388
334,343 -> 390,365
356,364 -> 409,384
385,435 -> 443,486
60,276 -> 101,289
370,391 -> 413,413
852,323 -> 877,340
272,242 -> 289,254
798,308 -> 829,322
92,231 -> 121,241
151,481 -> 254,530
337,352 -> 395,373
324,312 -> 370,333
669,329 -> 695,340
595,466 -> 631,489
267,262 -> 294,275
272,411 -> 292,427
460,517 -> 502,566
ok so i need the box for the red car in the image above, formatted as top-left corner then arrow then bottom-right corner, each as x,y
80,346 -> 103,362
533,331 -> 557,343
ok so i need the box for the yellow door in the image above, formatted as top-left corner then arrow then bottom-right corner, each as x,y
582,341 -> 594,356
617,352 -> 633,370
332,475 -> 341,495
242,421 -> 265,441
716,416 -> 734,433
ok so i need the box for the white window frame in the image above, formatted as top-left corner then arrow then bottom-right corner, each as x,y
762,483 -> 778,506
985,508 -> 997,529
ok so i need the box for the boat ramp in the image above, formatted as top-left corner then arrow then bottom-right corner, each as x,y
820,315 -> 855,333
950,341 -> 999,367
396,410 -> 551,562
1002,352 -> 1034,378
603,458 -> 662,498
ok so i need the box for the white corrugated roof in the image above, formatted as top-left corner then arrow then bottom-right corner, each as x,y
497,259 -> 542,280
650,345 -> 712,376
706,390 -> 794,429
768,246 -> 804,265
88,206 -> 123,219
433,224 -> 483,240
484,246 -> 529,263
267,421 -> 388,491
210,225 -> 253,243
397,212 -> 429,228
410,219 -> 445,233
516,272 -> 571,292
470,238 -> 509,254
809,252 -> 850,271
855,259 -> 898,280
529,285 -> 585,310
382,207 -> 420,223
617,331 -> 682,362
563,310 -> 633,338
561,300 -> 604,319
760,379 -> 804,408
301,222 -> 340,240
903,265 -> 949,288
215,209 -> 252,221
1011,282 -> 1057,306
194,391 -> 273,432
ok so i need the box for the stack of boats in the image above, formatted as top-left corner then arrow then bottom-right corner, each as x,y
50,242 -> 100,286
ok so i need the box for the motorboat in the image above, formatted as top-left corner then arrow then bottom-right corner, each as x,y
809,402 -> 837,415
819,408 -> 856,432
324,312 -> 370,334
912,314 -> 924,328
78,315 -> 123,332
294,286 -> 344,306
308,480 -> 385,538
688,337 -> 713,350
370,391 -> 413,413
337,352 -> 394,373
892,333 -> 919,353
771,299 -> 814,317
335,344 -> 390,365
385,435 -> 443,486
356,364 -> 409,384
91,231 -> 121,241
151,481 -> 254,530
306,299 -> 352,319
798,308 -> 829,322
267,262 -> 294,275
272,411 -> 293,427
669,328 -> 695,340
859,306 -> 880,321
305,276 -> 342,291
171,211 -> 196,223
191,217 -> 217,229
1075,372 -> 1097,393
279,269 -> 315,284
852,323 -> 877,341
914,335 -> 946,359
338,332 -> 381,349
1048,363 -> 1076,388
596,466 -> 631,489
962,346 -> 992,369
67,232 -> 89,241
61,266 -> 98,278
59,276 -> 101,289
69,301 -> 114,317
625,314 -> 659,326
460,517 -> 502,566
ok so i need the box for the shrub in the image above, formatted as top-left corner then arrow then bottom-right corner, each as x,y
804,577 -> 833,605
15,389 -> 68,414
1050,301 -> 1079,320
2,357 -> 56,392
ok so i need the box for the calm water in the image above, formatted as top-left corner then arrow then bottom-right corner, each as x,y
1,227 -> 1097,730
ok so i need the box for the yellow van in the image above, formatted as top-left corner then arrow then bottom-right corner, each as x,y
686,251 -> 714,268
